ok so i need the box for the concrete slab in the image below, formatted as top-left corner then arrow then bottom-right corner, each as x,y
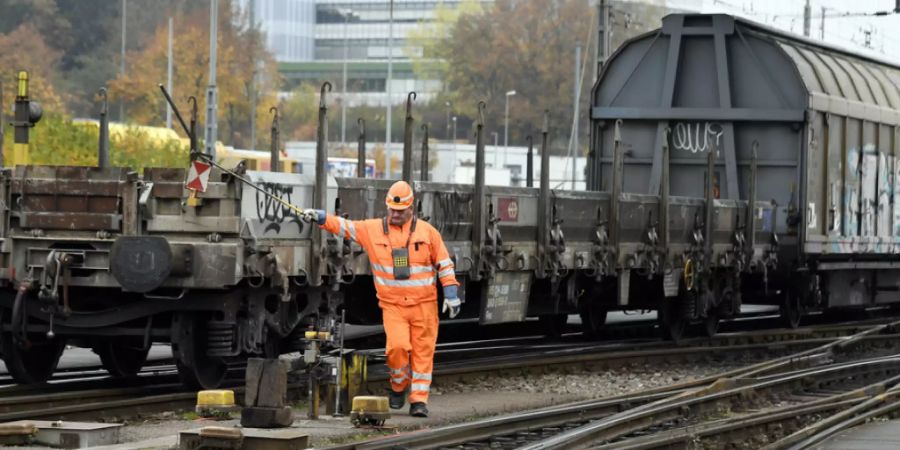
2,420 -> 122,448
179,427 -> 309,450
85,435 -> 178,450
821,420 -> 900,449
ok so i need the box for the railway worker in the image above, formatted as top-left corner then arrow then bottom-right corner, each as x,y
302,180 -> 461,418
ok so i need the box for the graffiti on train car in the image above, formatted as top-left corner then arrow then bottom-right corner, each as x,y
255,182 -> 304,234
240,171 -> 316,239
672,122 -> 724,155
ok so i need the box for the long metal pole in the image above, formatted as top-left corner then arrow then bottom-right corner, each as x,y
402,92 -> 415,183
492,132 -> 498,168
537,112 -> 550,277
526,135 -> 533,188
445,102 -> 451,140
0,82 -> 4,166
166,17 -> 173,129
803,0 -> 811,37
472,102 -> 487,282
820,6 -> 826,40
99,88 -> 110,168
120,0 -> 127,121
571,45 -> 581,190
596,0 -> 610,80
357,119 -> 366,178
270,107 -> 280,172
419,124 -> 429,182
249,0 -> 257,150
205,0 -> 219,158
341,12 -> 350,146
504,95 -> 509,149
451,116 -> 457,182
385,0 -> 394,178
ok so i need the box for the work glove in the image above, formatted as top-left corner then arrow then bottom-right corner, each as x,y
442,285 -> 462,319
302,209 -> 326,225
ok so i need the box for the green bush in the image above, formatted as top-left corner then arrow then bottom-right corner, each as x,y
2,114 -> 189,170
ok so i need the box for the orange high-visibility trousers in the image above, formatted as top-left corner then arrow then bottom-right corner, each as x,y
383,301 -> 438,404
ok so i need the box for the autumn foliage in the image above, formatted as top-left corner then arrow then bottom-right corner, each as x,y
108,2 -> 281,150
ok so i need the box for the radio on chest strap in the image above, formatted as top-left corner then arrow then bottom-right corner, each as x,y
383,216 -> 418,280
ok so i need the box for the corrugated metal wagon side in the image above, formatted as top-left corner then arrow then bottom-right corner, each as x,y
589,13 -> 900,337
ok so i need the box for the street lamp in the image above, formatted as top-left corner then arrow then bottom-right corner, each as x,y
504,90 -> 516,168
504,90 -> 516,148
451,116 -> 457,142
339,8 -> 354,146
445,101 -> 452,140
451,116 -> 458,182
491,131 -> 499,168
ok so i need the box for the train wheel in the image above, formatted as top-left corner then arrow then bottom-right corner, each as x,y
658,300 -> 686,341
172,313 -> 228,389
702,313 -> 720,338
539,314 -> 569,338
94,339 -> 150,378
780,292 -> 802,329
0,331 -> 66,384
579,305 -> 607,339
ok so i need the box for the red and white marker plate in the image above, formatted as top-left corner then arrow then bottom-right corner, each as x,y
185,160 -> 211,192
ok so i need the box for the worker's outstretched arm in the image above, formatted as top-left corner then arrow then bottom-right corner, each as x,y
303,209 -> 370,247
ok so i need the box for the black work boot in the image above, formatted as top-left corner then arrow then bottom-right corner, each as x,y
389,390 -> 406,410
409,402 -> 428,417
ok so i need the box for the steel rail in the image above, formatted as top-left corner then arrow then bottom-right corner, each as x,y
769,383 -> 900,449
591,373 -> 900,449
329,320 -> 900,450
518,356 -> 900,450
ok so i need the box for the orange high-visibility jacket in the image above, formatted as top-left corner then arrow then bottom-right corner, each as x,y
321,215 -> 459,306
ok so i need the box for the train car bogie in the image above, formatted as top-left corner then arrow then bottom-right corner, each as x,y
93,338 -> 151,378
0,328 -> 66,384
171,312 -> 229,390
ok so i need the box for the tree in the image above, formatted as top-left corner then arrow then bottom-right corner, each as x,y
0,23 -> 65,115
107,1 -> 280,149
409,0 -> 665,155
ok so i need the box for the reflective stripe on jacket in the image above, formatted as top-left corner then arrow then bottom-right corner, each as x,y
321,215 -> 459,306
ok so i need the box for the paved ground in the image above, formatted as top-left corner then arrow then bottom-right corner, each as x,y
820,420 -> 900,450
18,389 -> 586,449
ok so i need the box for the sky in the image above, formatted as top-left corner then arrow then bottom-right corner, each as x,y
665,0 -> 900,61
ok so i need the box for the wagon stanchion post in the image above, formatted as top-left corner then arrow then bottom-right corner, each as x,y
471,102 -> 487,282
419,123 -> 429,182
312,81 -> 332,290
705,139 -> 716,269
269,106 -> 280,173
660,127 -> 671,265
525,135 -> 533,188
98,88 -> 110,169
610,120 -> 629,306
746,141 -> 759,264
357,118 -> 366,178
536,112 -> 551,279
402,92 -> 416,183
158,85 -> 312,217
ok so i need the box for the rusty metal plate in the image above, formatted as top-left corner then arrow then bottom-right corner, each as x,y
19,212 -> 120,231
479,271 -> 531,325
10,179 -> 125,196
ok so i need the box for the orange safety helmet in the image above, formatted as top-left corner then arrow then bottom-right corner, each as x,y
385,180 -> 414,210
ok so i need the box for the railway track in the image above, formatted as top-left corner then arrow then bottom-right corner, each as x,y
5,320 -> 899,430
323,320 -> 900,450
